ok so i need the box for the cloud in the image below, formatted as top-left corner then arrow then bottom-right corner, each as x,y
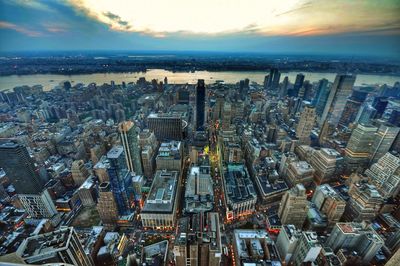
0,21 -> 43,37
66,0 -> 400,38
9,0 -> 54,12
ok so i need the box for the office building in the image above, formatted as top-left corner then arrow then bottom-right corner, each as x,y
141,170 -> 180,229
195,79 -> 206,131
233,229 -> 281,265
326,222 -> 384,263
76,177 -> 96,207
310,148 -> 343,184
106,146 -> 133,215
147,113 -> 186,141
267,68 -> 281,90
344,124 -> 377,173
356,103 -> 377,124
286,161 -> 315,188
0,142 -> 43,194
338,89 -> 368,128
296,104 -> 315,144
343,183 -> 384,222
289,73 -> 305,97
389,109 -> 400,126
320,74 -> 356,142
369,124 -> 400,164
313,78 -> 330,118
97,182 -> 119,228
118,121 -> 143,175
291,231 -> 322,266
278,184 -> 309,228
365,152 -> 400,199
312,184 -> 346,226
223,164 -> 257,221
372,96 -> 389,119
71,159 -> 90,186
174,212 -> 222,266
156,141 -> 183,171
18,190 -> 58,219
276,224 -> 302,264
16,227 -> 93,266
185,165 -> 214,213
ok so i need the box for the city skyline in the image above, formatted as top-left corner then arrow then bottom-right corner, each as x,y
0,0 -> 399,58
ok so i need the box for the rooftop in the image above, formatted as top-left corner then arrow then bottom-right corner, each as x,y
142,170 -> 179,213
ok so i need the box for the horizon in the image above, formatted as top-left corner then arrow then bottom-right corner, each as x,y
1,0 -> 399,60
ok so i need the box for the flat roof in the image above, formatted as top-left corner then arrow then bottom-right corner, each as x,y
142,170 -> 178,213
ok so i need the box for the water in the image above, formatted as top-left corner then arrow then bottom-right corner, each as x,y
0,69 -> 399,91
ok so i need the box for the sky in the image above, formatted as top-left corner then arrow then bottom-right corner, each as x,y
0,0 -> 399,58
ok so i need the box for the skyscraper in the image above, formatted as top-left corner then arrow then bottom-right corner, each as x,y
338,90 -> 368,128
278,184 -> 309,228
369,124 -> 400,164
195,79 -> 206,131
291,231 -> 322,266
344,124 -> 377,173
16,227 -> 93,266
372,96 -> 389,119
267,68 -> 281,90
326,222 -> 384,263
296,104 -> 316,145
118,121 -> 143,175
0,142 -> 43,194
289,73 -> 305,97
319,74 -> 356,143
71,159 -> 90,186
365,152 -> 400,199
312,184 -> 346,226
313,79 -> 330,118
97,182 -> 119,227
106,146 -> 133,215
355,103 -> 377,125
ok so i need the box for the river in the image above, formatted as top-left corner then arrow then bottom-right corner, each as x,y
0,69 -> 399,91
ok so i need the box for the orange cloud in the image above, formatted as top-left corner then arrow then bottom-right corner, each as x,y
0,21 -> 43,37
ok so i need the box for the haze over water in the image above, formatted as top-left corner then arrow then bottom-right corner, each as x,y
0,69 -> 399,91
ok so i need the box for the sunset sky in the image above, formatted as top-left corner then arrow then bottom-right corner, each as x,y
0,0 -> 399,58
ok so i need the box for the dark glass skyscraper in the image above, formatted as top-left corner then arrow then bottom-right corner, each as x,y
106,146 -> 133,215
313,78 -> 330,117
0,142 -> 43,194
195,79 -> 206,131
289,73 -> 305,97
267,68 -> 281,90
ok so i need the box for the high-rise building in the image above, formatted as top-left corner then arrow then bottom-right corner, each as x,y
278,184 -> 309,228
310,148 -> 343,184
118,121 -> 143,175
389,109 -> 400,126
267,68 -> 281,90
195,79 -> 206,131
276,224 -> 302,264
141,170 -> 180,229
97,182 -> 119,228
344,124 -> 377,173
313,78 -> 330,118
326,222 -> 384,263
291,231 -> 322,266
156,141 -> 183,171
365,152 -> 400,199
319,74 -> 356,143
343,183 -> 384,222
16,227 -> 93,266
279,76 -> 289,98
296,104 -> 315,144
312,184 -> 346,226
18,190 -> 58,218
106,146 -> 133,215
71,159 -> 90,186
147,113 -> 186,141
369,124 -> 400,164
338,90 -> 368,128
0,142 -> 43,194
356,103 -> 377,125
372,96 -> 389,119
289,73 -> 305,97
